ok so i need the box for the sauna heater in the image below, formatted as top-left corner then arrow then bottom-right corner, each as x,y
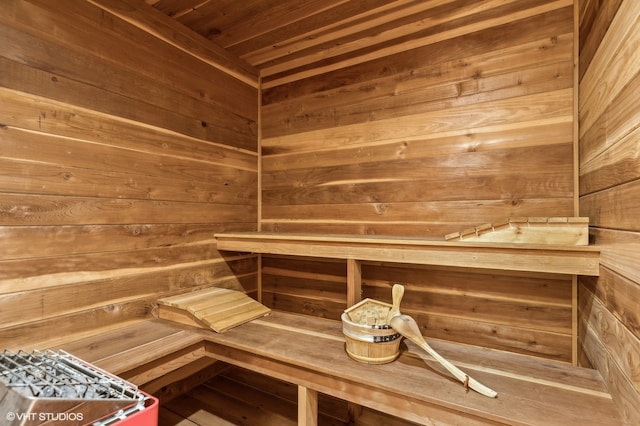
0,350 -> 158,425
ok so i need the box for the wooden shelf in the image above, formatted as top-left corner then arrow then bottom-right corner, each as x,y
214,232 -> 600,276
215,232 -> 600,365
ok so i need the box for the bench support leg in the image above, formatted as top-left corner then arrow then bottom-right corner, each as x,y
347,259 -> 362,307
298,385 -> 318,426
348,402 -> 362,423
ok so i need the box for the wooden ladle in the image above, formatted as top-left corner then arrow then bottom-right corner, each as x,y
386,283 -> 404,323
389,314 -> 498,398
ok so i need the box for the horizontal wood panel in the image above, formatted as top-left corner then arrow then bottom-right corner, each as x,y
0,300 -> 154,351
579,127 -> 640,196
0,54 -> 256,152
0,193 -> 256,226
579,282 -> 640,397
580,269 -> 640,341
263,120 -> 572,170
580,313 -> 640,425
0,90 -> 257,172
261,256 -> 572,359
0,223 -> 249,260
0,128 -> 257,204
90,0 -> 259,85
363,263 -> 572,307
580,179 -> 640,232
578,0 -> 623,81
262,198 -> 574,225
262,144 -> 573,203
259,1 -> 575,257
0,257 -> 257,327
589,228 -> 640,285
262,17 -> 574,105
579,0 -> 640,139
579,71 -> 640,186
216,232 -> 600,276
260,1 -> 573,83
3,0 -> 258,120
578,0 -> 640,422
0,0 -> 258,348
263,89 -> 573,150
262,60 -> 573,137
410,310 -> 571,362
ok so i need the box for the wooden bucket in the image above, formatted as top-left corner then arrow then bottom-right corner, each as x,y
341,299 -> 401,364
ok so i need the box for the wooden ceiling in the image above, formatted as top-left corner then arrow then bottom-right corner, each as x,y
146,0 -> 472,78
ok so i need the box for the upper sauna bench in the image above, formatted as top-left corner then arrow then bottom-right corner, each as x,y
213,232 -> 600,276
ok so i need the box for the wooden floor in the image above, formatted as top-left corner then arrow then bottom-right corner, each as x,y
158,366 -> 419,426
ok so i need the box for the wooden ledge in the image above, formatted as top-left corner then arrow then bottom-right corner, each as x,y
202,311 -> 621,426
215,232 -> 600,276
54,320 -> 205,385
37,312 -> 622,425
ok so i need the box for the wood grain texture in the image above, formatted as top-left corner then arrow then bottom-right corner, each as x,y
578,0 -> 640,423
220,231 -> 598,360
0,0 -> 258,346
578,0 -> 623,81
260,2 -> 576,237
158,287 -> 271,333
216,232 -> 600,276
203,311 -> 621,425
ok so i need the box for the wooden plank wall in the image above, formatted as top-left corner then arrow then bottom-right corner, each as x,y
578,0 -> 640,423
260,1 -> 577,361
0,0 -> 259,350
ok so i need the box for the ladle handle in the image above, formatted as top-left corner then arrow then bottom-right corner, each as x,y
386,284 -> 404,323
390,314 -> 497,398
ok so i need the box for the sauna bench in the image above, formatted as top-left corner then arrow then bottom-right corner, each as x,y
214,232 -> 601,276
51,311 -> 622,425
215,232 -> 601,366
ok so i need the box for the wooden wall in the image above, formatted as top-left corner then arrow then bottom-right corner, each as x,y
0,0 -> 258,350
578,0 -> 640,423
260,0 -> 577,361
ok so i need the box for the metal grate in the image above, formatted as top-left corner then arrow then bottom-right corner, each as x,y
0,350 -> 155,425
0,350 -> 141,401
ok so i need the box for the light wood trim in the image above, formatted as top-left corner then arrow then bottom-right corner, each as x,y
215,232 -> 600,276
572,275 -> 578,365
298,385 -> 318,426
87,0 -> 259,86
346,259 -> 362,307
258,74 -> 264,231
573,0 -> 580,216
202,311 -> 621,425
257,254 -> 263,303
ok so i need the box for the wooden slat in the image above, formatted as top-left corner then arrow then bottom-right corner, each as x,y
578,0 -> 640,419
0,91 -> 257,172
158,287 -> 271,333
444,217 -> 589,245
260,1 -> 572,82
298,386 -> 318,426
579,283 -> 640,424
202,310 -> 621,426
0,0 -> 259,354
579,0 -> 640,141
262,88 -> 573,147
581,179 -> 640,232
215,232 -> 600,276
88,0 -> 259,86
578,0 -> 623,80
346,259 -> 362,307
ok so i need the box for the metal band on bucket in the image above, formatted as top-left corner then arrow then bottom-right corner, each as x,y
342,327 -> 401,343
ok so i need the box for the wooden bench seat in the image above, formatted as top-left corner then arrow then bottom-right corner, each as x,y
202,311 -> 622,426
54,319 -> 206,385
44,311 -> 623,425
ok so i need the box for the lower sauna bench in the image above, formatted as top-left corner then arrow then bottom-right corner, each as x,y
50,311 -> 622,426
